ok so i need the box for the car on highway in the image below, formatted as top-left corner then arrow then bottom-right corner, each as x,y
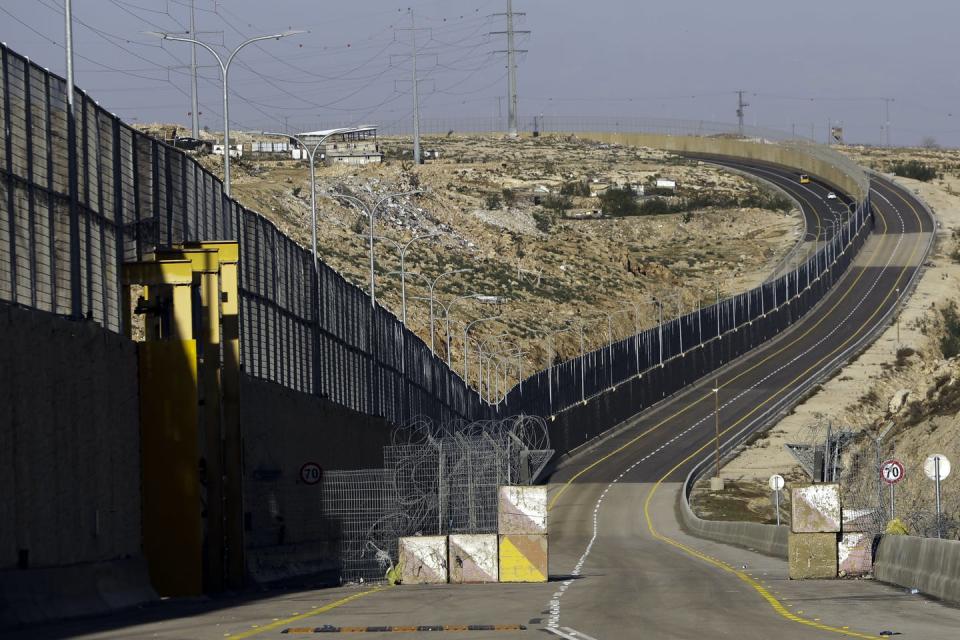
799,174 -> 811,184
826,191 -> 838,199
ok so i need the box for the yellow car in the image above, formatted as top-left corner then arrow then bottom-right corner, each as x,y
799,174 -> 811,184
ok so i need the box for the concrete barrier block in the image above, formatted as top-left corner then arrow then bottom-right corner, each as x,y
498,486 -> 547,535
789,532 -> 838,579
398,536 -> 448,584
498,534 -> 547,582
875,535 -> 960,605
791,484 -> 841,533
448,534 -> 498,584
838,532 -> 872,576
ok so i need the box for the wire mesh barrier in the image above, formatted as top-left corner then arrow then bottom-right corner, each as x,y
504,202 -> 873,454
0,43 -> 484,428
322,415 -> 552,583
0,41 -> 873,456
798,423 -> 960,540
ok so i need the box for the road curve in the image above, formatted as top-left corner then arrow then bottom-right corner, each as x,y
11,165 -> 956,640
544,164 -> 960,639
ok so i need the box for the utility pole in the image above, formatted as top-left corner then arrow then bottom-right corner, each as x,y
492,0 -> 530,137
411,10 -> 421,164
189,0 -> 200,138
882,97 -> 894,147
394,10 -> 430,164
65,0 -> 82,320
736,90 -> 749,136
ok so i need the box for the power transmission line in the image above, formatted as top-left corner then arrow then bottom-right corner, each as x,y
491,0 -> 529,136
393,10 -> 433,164
736,90 -> 749,136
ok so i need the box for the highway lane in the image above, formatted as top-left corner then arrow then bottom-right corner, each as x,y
11,166 -> 952,640
543,167 -> 954,638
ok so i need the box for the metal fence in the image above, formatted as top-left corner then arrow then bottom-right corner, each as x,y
323,415 -> 552,583
791,422 -> 960,539
0,41 -> 872,446
0,42 -> 483,428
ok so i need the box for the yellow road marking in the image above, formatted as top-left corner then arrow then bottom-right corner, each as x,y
226,586 -> 387,639
635,187 -> 921,638
548,185 -> 881,511
552,182 -> 925,638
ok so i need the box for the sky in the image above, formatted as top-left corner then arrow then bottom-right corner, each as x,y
2,0 -> 958,146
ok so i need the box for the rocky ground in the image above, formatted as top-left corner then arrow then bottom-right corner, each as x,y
693,146 -> 960,538
157,129 -> 801,395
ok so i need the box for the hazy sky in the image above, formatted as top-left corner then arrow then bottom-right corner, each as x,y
2,0 -> 958,146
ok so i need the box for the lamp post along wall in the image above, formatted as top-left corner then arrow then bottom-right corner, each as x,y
262,129 -> 356,272
149,30 -> 303,196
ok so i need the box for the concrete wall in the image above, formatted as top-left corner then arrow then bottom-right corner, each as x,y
239,375 -> 392,583
580,132 -> 867,201
875,535 -> 960,605
0,302 -> 153,626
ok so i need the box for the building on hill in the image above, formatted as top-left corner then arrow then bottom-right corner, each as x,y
295,126 -> 383,165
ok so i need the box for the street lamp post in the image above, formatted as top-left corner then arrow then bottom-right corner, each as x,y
562,318 -> 589,403
546,326 -> 577,411
463,315 -> 501,383
366,231 -> 441,324
262,129 -> 355,271
147,30 -> 304,196
445,293 -> 499,367
404,268 -> 472,353
715,284 -> 722,337
332,191 -> 423,307
480,333 -> 514,400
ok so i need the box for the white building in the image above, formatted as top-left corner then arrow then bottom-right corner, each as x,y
212,144 -> 243,158
295,126 -> 383,165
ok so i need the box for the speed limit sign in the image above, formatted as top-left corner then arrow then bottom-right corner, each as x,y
881,459 -> 905,485
299,462 -> 322,485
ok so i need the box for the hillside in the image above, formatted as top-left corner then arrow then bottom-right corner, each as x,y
694,146 -> 960,538
160,129 -> 803,396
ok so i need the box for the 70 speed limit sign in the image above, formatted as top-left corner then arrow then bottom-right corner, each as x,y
881,459 -> 905,485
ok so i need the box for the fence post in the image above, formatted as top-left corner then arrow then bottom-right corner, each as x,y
65,70 -> 83,317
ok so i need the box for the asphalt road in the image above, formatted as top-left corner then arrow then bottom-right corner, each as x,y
12,164 -> 959,640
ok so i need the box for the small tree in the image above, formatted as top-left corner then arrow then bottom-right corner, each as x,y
542,194 -> 572,214
502,188 -> 516,205
599,186 -> 639,216
940,302 -> 960,359
921,136 -> 940,150
890,160 -> 937,182
560,180 -> 590,196
485,192 -> 502,209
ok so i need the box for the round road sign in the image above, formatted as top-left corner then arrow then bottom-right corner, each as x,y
880,459 -> 905,485
924,454 -> 951,481
769,474 -> 785,491
299,462 -> 322,485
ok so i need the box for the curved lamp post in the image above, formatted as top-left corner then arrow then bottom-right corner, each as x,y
331,190 -> 423,307
147,29 -> 304,196
463,314 -> 501,383
261,128 -> 354,271
404,268 -> 472,353
369,231 -> 441,324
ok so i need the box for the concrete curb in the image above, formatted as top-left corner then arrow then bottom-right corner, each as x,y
676,488 -> 789,559
0,557 -> 157,629
874,535 -> 960,605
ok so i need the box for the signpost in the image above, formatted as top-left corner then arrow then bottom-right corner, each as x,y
880,459 -> 905,518
924,454 -> 951,538
299,462 -> 322,485
769,474 -> 785,526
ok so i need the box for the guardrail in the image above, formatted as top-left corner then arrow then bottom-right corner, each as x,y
875,535 -> 960,604
676,173 -> 938,568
